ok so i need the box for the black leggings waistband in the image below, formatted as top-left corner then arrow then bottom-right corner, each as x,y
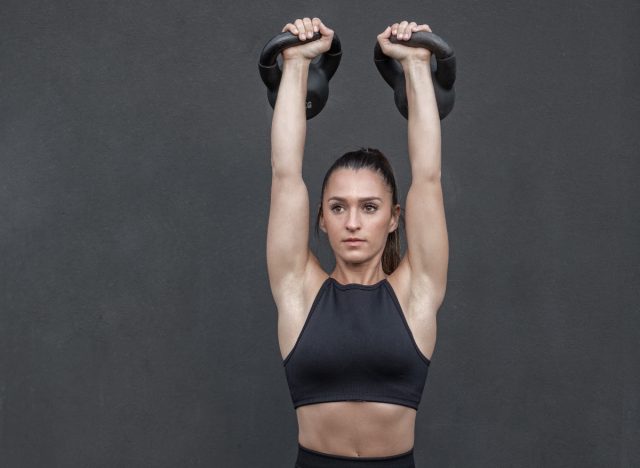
295,443 -> 415,468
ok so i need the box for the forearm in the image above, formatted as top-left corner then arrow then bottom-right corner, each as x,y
403,58 -> 442,178
270,58 -> 311,176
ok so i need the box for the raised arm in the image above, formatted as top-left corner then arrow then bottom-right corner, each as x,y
404,53 -> 449,307
266,18 -> 334,302
378,21 -> 449,307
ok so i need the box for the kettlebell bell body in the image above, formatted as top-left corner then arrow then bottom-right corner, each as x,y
259,31 -> 342,119
374,31 -> 456,120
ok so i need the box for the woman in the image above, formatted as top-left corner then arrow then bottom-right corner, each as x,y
267,17 -> 448,468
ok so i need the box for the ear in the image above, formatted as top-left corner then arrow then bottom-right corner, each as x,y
319,204 -> 327,233
389,203 -> 401,233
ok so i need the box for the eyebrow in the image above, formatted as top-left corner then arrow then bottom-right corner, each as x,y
327,196 -> 383,202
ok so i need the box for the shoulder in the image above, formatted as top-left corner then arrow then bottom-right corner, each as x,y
386,254 -> 441,316
272,250 -> 329,319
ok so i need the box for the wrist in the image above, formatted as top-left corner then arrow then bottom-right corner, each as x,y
401,57 -> 430,69
283,57 -> 312,67
401,58 -> 432,79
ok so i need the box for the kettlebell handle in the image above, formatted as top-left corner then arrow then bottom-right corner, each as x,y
259,31 -> 342,86
259,31 -> 342,119
374,31 -> 456,120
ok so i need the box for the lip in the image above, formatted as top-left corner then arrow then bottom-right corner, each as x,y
343,238 -> 364,243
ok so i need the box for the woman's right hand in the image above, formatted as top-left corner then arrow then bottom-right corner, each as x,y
281,17 -> 334,61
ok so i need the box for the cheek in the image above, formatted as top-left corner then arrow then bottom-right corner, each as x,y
376,216 -> 395,239
373,215 -> 391,231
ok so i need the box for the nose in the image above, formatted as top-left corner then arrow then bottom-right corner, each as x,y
346,209 -> 361,231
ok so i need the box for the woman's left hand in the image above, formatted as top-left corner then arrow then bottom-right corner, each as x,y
377,21 -> 433,64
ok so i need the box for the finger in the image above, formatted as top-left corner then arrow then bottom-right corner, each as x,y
303,17 -> 313,37
402,21 -> 412,39
286,21 -> 299,35
391,22 -> 399,36
406,22 -> 418,40
294,19 -> 306,39
319,20 -> 333,34
398,20 -> 409,39
302,17 -> 313,39
312,17 -> 321,33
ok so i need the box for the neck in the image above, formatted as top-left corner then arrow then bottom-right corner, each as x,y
330,265 -> 387,286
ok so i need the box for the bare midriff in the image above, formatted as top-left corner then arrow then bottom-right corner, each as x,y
296,401 -> 417,457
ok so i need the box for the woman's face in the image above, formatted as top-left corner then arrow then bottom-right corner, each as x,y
320,168 -> 399,263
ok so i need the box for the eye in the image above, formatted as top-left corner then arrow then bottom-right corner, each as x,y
329,203 -> 378,213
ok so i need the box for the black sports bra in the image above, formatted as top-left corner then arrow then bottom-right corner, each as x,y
282,276 -> 431,410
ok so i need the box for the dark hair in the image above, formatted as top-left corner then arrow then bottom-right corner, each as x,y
314,147 -> 404,275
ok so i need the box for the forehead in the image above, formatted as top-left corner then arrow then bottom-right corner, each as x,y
325,168 -> 386,195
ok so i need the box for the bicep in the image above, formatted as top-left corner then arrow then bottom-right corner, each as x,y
404,178 -> 449,305
266,172 -> 312,295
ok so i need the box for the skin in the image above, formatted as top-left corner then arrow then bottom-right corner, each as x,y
319,168 -> 400,285
269,17 -> 446,458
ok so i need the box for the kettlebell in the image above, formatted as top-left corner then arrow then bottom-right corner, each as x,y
259,31 -> 342,120
374,31 -> 456,120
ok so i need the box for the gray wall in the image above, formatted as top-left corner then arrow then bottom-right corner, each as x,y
1,1 -> 638,467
